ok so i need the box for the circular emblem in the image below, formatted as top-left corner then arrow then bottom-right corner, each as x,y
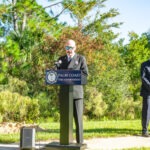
46,70 -> 57,84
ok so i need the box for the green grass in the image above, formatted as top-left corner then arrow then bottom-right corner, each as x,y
0,120 -> 143,143
123,148 -> 150,150
83,120 -> 141,138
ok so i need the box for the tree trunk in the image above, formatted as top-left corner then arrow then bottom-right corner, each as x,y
12,0 -> 18,32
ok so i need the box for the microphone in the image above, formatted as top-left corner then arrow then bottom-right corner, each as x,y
54,60 -> 62,68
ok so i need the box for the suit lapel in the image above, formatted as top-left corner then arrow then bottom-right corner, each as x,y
64,55 -> 68,63
61,55 -> 69,69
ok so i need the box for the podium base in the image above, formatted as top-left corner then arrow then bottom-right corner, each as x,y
44,142 -> 87,150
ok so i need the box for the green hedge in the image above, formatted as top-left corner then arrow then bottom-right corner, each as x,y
0,90 -> 39,122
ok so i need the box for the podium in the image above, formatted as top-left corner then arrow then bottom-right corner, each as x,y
45,70 -> 87,150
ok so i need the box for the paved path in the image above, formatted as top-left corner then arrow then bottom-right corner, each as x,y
84,136 -> 150,149
0,136 -> 150,150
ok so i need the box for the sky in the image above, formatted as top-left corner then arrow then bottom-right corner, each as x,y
105,0 -> 150,43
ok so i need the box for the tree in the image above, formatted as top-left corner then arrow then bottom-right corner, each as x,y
0,0 -> 136,120
45,0 -> 122,42
0,0 -> 62,81
122,32 -> 150,100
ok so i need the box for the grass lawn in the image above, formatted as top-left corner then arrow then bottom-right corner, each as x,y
0,119 -> 142,143
122,148 -> 150,150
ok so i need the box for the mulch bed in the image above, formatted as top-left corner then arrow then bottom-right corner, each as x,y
0,122 -> 43,134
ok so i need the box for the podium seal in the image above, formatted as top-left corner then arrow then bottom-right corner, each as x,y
46,70 -> 57,84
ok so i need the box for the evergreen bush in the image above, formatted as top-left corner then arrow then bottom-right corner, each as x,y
0,90 -> 39,122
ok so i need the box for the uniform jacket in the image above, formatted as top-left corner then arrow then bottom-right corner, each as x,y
57,53 -> 88,99
140,59 -> 150,97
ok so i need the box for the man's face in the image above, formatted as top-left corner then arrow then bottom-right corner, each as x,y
65,40 -> 76,57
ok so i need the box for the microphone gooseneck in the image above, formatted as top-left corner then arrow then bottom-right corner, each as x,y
54,60 -> 62,68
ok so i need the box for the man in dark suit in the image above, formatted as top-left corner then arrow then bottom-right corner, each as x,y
140,59 -> 150,137
57,39 -> 88,143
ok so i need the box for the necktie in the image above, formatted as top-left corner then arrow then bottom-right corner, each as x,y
68,57 -> 71,62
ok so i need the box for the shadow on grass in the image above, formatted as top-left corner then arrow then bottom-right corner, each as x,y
38,128 -> 141,136
39,129 -> 60,133
84,128 -> 141,136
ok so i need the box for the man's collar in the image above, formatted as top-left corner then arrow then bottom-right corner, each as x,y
67,53 -> 76,58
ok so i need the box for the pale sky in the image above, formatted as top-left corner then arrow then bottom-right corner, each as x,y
105,0 -> 150,43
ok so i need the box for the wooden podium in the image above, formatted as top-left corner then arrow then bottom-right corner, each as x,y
45,70 -> 87,150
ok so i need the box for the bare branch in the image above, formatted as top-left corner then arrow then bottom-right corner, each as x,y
49,7 -> 66,21
44,1 -> 63,9
47,2 -> 73,22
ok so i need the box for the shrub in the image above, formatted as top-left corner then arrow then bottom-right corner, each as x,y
7,76 -> 29,95
84,87 -> 108,119
107,98 -> 142,119
34,90 -> 59,119
0,90 -> 39,122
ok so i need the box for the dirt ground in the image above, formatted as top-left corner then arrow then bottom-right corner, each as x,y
0,122 -> 42,134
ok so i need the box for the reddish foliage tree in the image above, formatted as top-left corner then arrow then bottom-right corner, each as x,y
42,28 -> 104,64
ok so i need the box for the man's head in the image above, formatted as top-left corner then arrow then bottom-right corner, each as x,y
65,39 -> 76,57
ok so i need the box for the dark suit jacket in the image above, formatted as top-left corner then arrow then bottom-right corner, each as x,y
140,60 -> 150,97
58,54 -> 88,99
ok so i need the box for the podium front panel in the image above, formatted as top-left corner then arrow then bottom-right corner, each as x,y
46,70 -> 82,85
